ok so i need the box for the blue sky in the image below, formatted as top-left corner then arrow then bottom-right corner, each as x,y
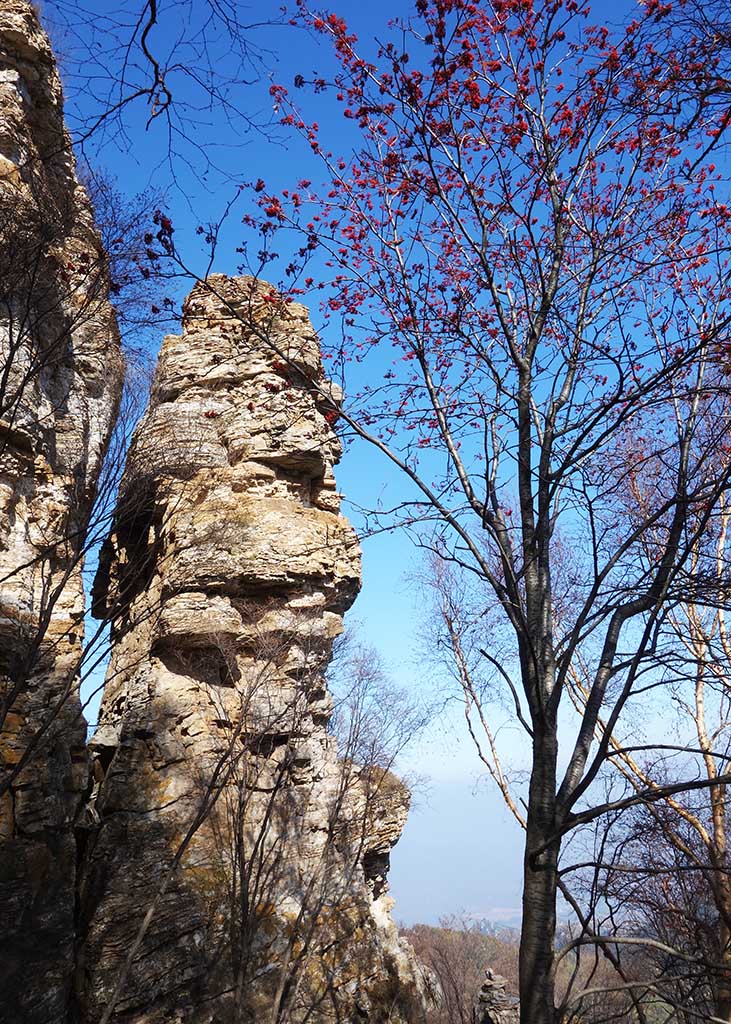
42,0 -> 642,926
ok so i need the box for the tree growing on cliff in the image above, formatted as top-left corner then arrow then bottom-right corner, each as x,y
201,627 -> 426,1024
81,609 -> 427,1024
234,2 -> 731,1021
0,166 -> 167,803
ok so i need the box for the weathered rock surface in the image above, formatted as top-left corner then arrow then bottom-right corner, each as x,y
476,970 -> 520,1024
78,277 -> 428,1023
0,4 -> 122,1021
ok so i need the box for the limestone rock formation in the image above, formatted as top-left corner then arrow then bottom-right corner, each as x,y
0,3 -> 122,1021
78,277 -> 428,1023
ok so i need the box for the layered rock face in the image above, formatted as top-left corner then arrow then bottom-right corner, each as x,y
78,277 -> 427,1023
0,12 -> 428,1020
0,4 -> 122,1021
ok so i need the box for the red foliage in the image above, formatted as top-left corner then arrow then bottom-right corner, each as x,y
243,0 -> 729,464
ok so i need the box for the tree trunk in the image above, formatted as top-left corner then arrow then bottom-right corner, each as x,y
519,725 -> 559,1024
716,919 -> 731,1023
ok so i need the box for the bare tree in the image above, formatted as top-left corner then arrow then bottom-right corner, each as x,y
41,0 -> 287,182
76,606 -> 429,1023
229,3 -> 731,1020
557,421 -> 731,1023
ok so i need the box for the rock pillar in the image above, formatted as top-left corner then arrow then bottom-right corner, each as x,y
79,277 -> 426,1023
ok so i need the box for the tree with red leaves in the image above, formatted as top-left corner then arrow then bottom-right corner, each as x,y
242,1 -> 731,1020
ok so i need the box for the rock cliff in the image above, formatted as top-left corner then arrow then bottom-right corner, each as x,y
78,277 -> 428,1023
0,3 -> 122,1021
0,9 -> 429,1020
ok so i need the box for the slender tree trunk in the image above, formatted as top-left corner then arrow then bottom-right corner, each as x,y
716,917 -> 731,1023
519,723 -> 559,1024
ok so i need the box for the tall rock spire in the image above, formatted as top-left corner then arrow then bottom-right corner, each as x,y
79,276 -> 427,1023
0,3 -> 123,1020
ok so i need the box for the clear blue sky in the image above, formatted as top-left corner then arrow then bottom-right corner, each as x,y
42,0 -> 637,926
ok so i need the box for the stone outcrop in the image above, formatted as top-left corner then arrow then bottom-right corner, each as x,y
77,277 -> 428,1023
0,3 -> 122,1021
476,970 -> 520,1024
0,10 -> 428,1021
